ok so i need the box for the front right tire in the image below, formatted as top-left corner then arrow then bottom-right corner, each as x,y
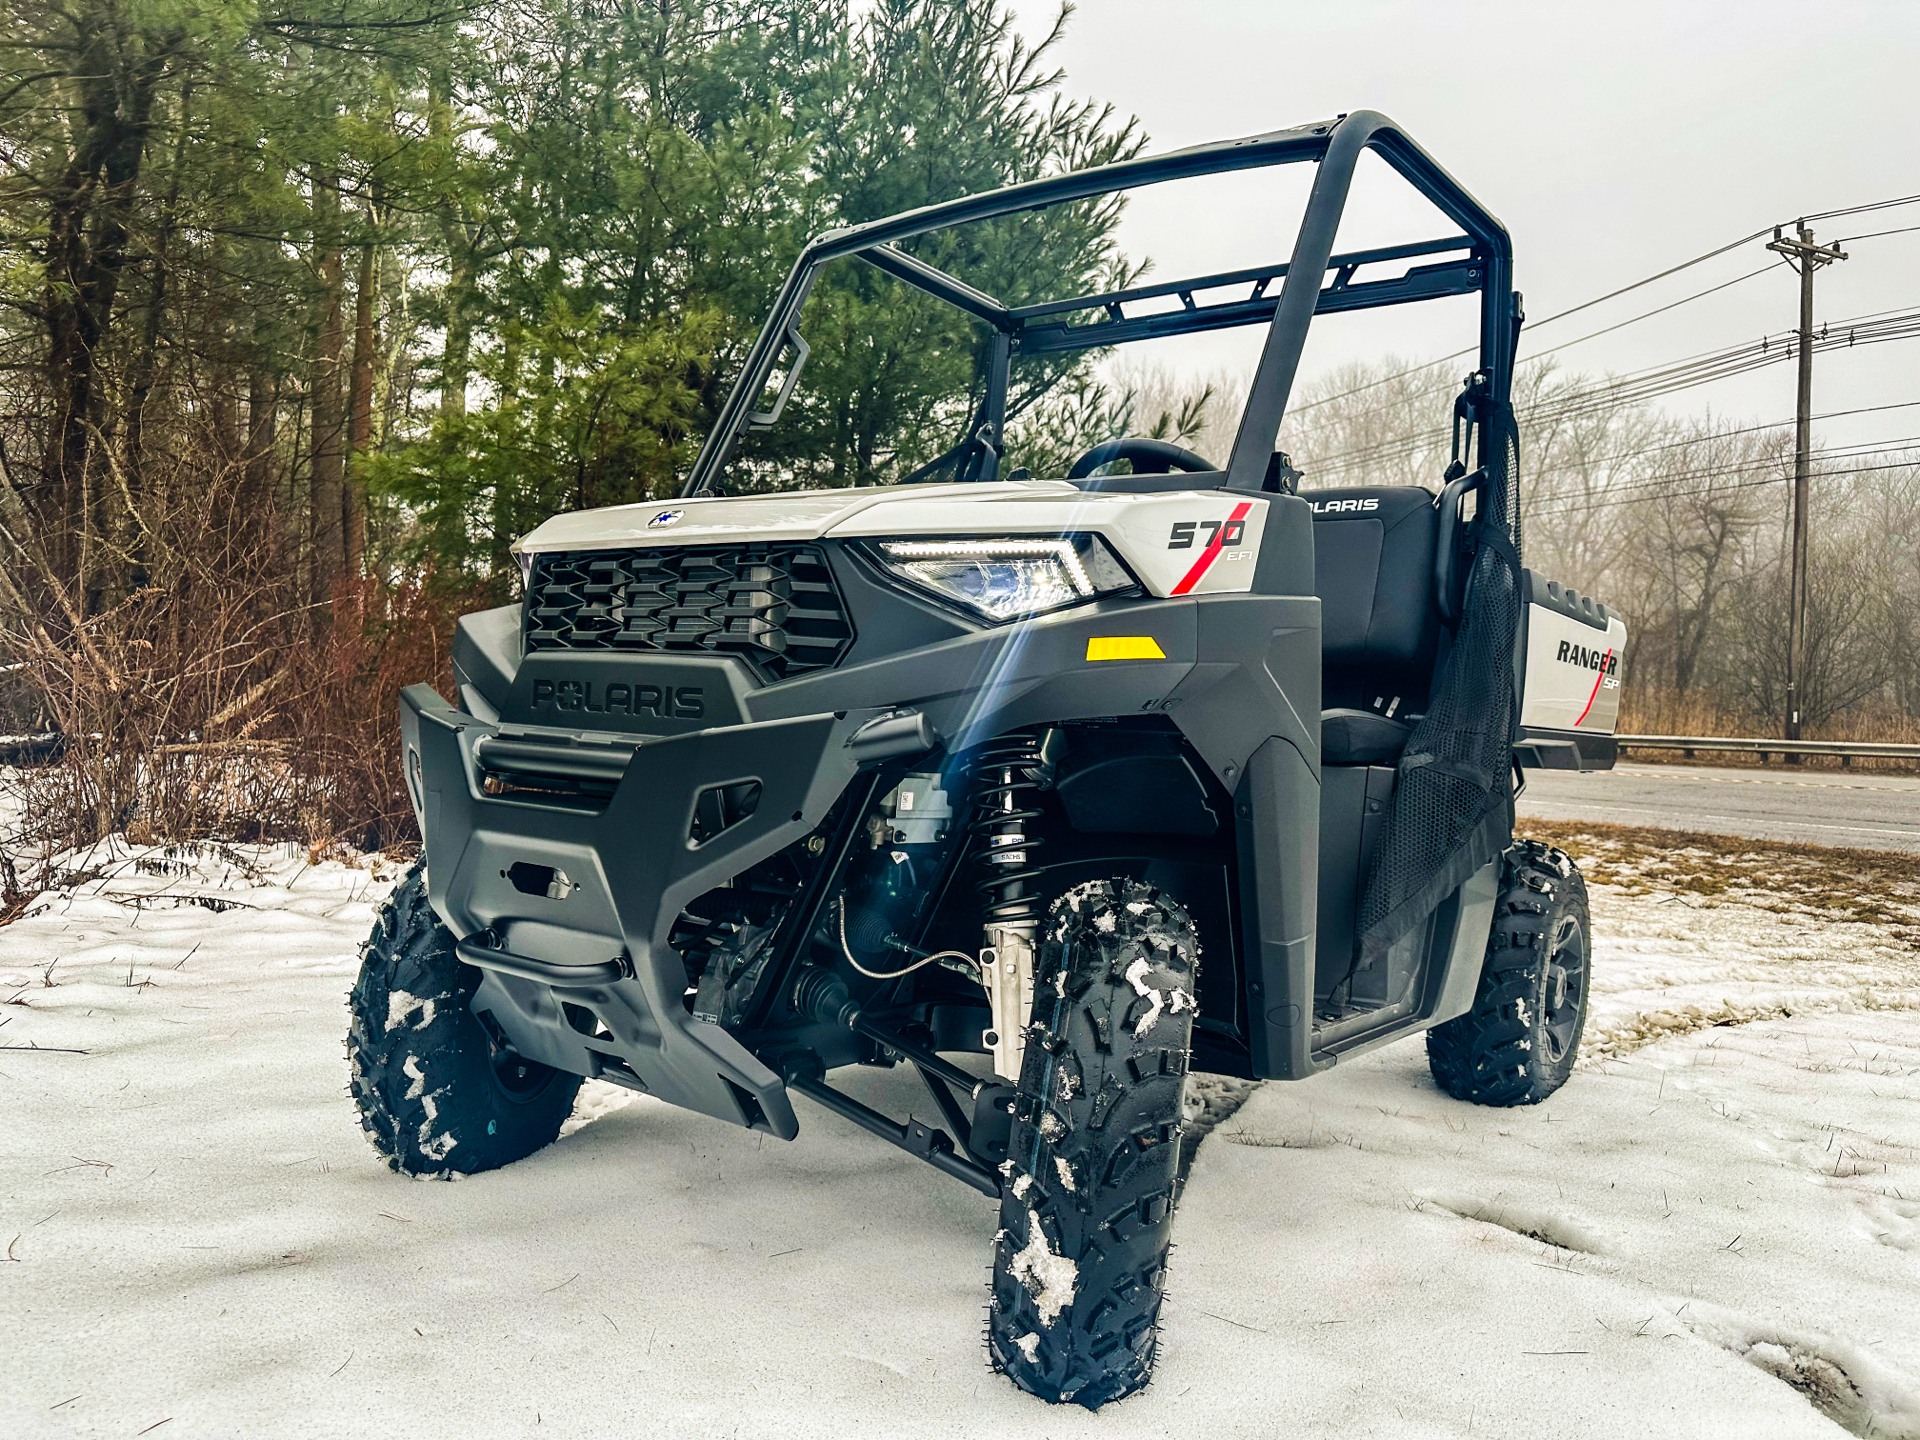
348,860 -> 581,1177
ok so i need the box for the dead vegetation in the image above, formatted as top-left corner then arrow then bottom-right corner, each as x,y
2,448 -> 473,892
1522,818 -> 1920,944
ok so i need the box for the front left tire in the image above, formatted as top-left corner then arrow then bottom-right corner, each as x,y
988,879 -> 1201,1409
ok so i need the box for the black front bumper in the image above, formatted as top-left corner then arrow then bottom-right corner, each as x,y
402,592 -> 1324,1138
403,688 -> 874,1139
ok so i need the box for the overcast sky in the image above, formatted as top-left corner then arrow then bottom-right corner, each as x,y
1020,0 -> 1920,457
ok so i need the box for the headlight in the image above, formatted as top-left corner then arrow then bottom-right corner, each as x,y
513,547 -> 534,595
873,535 -> 1135,623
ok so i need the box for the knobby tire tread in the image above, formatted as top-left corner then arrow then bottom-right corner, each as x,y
1426,840 -> 1589,1107
347,860 -> 580,1177
987,879 -> 1201,1409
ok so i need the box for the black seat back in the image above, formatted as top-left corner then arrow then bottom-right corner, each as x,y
1304,485 -> 1443,716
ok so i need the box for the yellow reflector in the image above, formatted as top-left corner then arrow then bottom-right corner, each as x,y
1085,636 -> 1166,662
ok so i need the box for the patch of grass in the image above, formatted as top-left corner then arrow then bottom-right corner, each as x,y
1520,819 -> 1920,946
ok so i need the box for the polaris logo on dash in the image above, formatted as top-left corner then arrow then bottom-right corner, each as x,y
1309,497 -> 1380,514
532,679 -> 705,718
647,509 -> 684,528
1556,641 -> 1618,674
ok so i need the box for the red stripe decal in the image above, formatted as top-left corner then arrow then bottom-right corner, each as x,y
1574,648 -> 1613,726
1170,502 -> 1254,596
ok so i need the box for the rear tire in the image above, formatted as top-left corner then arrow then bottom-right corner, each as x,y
348,860 -> 581,1177
1426,840 -> 1590,1107
987,879 -> 1200,1409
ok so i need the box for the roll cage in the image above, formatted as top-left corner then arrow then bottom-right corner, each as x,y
683,108 -> 1521,498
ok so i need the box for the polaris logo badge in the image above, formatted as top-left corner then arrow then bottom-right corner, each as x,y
647,509 -> 684,528
532,679 -> 704,718
1309,497 -> 1380,514
1556,640 -> 1618,675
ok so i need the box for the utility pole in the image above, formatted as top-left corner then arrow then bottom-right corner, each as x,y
1765,223 -> 1847,745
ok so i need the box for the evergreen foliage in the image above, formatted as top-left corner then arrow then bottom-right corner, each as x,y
0,0 -> 1142,593
0,0 -> 1147,848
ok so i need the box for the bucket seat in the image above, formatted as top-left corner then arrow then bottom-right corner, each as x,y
1306,485 -> 1447,766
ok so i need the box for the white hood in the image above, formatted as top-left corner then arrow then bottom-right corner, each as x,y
514,481 -> 1071,553
512,479 -> 1272,599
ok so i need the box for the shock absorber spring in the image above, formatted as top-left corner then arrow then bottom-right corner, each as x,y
969,729 -> 1048,932
967,729 -> 1049,1080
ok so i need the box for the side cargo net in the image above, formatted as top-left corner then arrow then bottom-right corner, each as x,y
1354,387 -> 1521,967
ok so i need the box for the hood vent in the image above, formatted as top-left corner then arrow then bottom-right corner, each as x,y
524,543 -> 854,682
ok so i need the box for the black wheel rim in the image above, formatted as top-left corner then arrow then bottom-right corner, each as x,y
488,1043 -> 559,1103
1539,914 -> 1588,1064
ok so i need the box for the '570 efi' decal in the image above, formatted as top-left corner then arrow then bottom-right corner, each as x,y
1168,518 -> 1247,549
1165,502 -> 1255,595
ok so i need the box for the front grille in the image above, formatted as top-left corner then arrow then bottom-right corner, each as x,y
524,543 -> 854,681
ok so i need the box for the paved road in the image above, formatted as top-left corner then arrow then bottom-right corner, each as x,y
1516,761 -> 1920,853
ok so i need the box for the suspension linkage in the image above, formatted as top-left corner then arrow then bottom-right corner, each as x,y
783,1066 -> 1000,1198
781,966 -> 1005,1198
791,966 -> 988,1097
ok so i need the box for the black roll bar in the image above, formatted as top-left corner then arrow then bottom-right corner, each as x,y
683,109 -> 1516,497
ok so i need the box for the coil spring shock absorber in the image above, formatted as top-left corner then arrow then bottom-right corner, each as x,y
970,729 -> 1049,1081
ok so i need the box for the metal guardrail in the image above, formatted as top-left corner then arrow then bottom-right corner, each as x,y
8,728 -> 1917,768
0,733 -> 64,766
1618,734 -> 1920,763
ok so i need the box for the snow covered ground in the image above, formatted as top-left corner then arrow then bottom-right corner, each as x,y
2,832 -> 1917,1439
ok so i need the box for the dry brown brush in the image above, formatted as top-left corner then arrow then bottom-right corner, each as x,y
1,444 -> 467,874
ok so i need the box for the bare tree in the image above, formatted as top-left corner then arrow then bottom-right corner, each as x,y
1280,355 -> 1456,490
1859,462 -> 1920,715
1722,536 -> 1890,727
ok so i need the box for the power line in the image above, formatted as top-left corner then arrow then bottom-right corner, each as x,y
1786,397 -> 1920,425
1290,191 -> 1920,423
1530,310 -> 1920,426
1519,264 -> 1778,364
1529,436 -> 1919,501
1520,436 -> 1920,507
1303,285 -> 1920,459
1530,473 -> 1781,519
1790,432 -> 1920,457
1303,306 -> 1920,478
1529,456 -> 1920,520
1503,400 -> 1920,478
1524,226 -> 1775,331
1801,193 -> 1920,224
1305,428 -> 1920,509
1522,399 -> 1920,463
1476,399 -> 1920,483
1541,297 -> 1917,382
1290,225 -> 1778,415
1531,456 -> 1920,518
1287,349 -> 1471,415
1837,223 -> 1920,244
1526,305 -> 1919,414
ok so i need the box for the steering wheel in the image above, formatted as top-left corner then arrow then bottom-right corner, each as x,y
1065,437 -> 1217,480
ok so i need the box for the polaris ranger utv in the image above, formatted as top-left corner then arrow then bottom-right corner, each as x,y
349,109 -> 1626,1408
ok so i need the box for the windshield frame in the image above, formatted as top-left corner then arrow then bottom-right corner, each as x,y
682,109 -> 1517,498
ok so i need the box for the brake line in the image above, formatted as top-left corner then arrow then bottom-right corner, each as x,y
837,896 -> 976,981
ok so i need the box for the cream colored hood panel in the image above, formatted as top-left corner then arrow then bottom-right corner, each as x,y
514,481 -> 1061,553
511,480 -> 1271,599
